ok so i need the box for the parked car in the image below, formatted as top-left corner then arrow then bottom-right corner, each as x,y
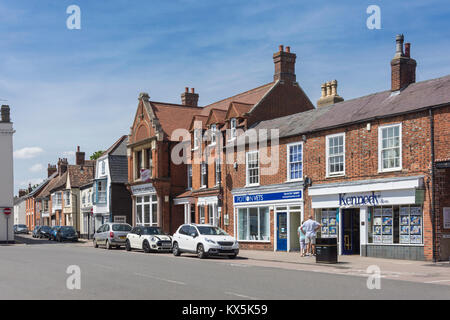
49,226 -> 61,241
32,226 -> 41,238
126,226 -> 172,253
14,224 -> 29,234
93,223 -> 132,249
172,224 -> 239,259
55,226 -> 78,242
37,225 -> 53,239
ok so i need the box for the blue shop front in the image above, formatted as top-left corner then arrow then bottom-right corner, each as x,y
231,182 -> 304,252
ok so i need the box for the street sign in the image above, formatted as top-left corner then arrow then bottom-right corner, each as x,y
3,207 -> 11,215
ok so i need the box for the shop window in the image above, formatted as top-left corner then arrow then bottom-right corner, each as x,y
136,195 -> 158,226
315,209 -> 338,238
326,133 -> 345,176
199,206 -> 205,224
237,207 -> 269,241
379,124 -> 402,172
287,143 -> 303,181
246,151 -> 259,186
368,205 -> 422,244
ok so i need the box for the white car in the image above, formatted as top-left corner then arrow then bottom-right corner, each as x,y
172,224 -> 239,259
126,226 -> 173,253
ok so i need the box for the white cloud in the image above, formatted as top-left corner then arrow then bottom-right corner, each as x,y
13,147 -> 44,159
29,163 -> 43,173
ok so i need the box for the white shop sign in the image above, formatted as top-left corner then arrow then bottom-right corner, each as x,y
131,183 -> 155,196
311,188 -> 417,209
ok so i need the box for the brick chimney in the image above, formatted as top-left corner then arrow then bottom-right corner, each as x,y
76,146 -> 85,166
391,34 -> 417,91
28,183 -> 33,193
181,87 -> 199,107
317,80 -> 344,108
57,158 -> 68,176
1,105 -> 10,122
18,189 -> 27,197
273,45 -> 297,83
47,163 -> 57,177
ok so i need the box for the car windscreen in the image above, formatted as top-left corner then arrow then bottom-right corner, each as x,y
142,227 -> 162,235
40,226 -> 52,232
60,227 -> 75,233
18,224 -> 27,228
112,224 -> 132,232
197,226 -> 228,236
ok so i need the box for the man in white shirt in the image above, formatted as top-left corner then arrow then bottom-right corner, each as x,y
300,215 -> 321,256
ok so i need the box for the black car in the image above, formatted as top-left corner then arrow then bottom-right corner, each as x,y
49,226 -> 62,241
37,225 -> 53,239
14,224 -> 29,234
55,226 -> 78,242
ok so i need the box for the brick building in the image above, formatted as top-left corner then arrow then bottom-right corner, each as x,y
218,35 -> 450,261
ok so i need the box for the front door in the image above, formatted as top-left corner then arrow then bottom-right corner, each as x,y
342,209 -> 360,255
277,212 -> 288,251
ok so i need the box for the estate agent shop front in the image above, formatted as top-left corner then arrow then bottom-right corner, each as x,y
308,176 -> 426,260
232,182 -> 304,252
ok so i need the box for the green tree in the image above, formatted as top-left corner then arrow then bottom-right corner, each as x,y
90,150 -> 104,161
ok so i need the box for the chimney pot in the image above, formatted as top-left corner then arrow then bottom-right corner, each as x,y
286,46 -> 290,53
404,43 -> 411,58
181,87 -> 199,107
391,35 -> 416,91
317,80 -> 344,108
279,45 -> 284,52
185,87 -> 189,93
191,88 -> 195,94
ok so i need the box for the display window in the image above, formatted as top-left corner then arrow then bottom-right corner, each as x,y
368,205 -> 422,244
315,208 -> 338,238
237,207 -> 269,241
136,194 -> 158,226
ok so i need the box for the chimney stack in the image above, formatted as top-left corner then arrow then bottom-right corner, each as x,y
28,183 -> 32,193
18,189 -> 27,197
317,80 -> 344,108
391,34 -> 417,91
57,158 -> 68,176
48,163 -> 57,177
181,87 -> 199,107
1,105 -> 10,122
76,146 -> 85,166
273,45 -> 297,84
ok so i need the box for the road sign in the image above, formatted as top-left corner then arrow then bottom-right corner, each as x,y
3,207 -> 11,215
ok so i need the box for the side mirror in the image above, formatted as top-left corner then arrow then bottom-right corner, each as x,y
190,233 -> 197,238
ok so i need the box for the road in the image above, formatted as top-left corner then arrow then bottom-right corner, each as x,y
1,235 -> 449,300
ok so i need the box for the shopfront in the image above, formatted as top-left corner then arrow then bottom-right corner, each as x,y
309,176 -> 426,260
131,183 -> 159,227
232,182 -> 303,252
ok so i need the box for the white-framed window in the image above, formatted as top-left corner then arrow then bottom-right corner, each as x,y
96,179 -> 107,204
193,129 -> 200,150
379,123 -> 402,172
136,194 -> 158,226
230,118 -> 237,140
187,164 -> 192,190
215,159 -> 221,185
287,142 -> 303,181
326,133 -> 345,176
199,205 -> 205,224
201,162 -> 208,188
237,207 -> 270,241
210,124 -> 217,145
64,190 -> 71,206
246,151 -> 259,186
101,161 -> 106,175
207,203 -> 219,226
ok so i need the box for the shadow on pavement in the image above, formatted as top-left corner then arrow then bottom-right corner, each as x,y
14,234 -> 79,246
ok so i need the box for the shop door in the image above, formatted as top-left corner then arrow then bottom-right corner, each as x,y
277,212 -> 288,251
342,209 -> 360,255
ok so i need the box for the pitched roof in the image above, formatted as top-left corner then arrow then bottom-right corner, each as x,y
101,135 -> 128,157
68,165 -> 95,188
189,115 -> 208,131
253,74 -> 450,137
206,109 -> 227,127
25,172 -> 58,199
225,102 -> 253,120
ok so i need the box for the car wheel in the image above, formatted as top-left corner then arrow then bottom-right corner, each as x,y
106,240 -> 111,250
143,240 -> 151,253
125,240 -> 132,251
172,242 -> 181,256
93,239 -> 98,248
197,244 -> 207,259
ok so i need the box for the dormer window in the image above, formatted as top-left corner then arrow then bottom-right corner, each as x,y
210,124 -> 217,145
230,118 -> 237,140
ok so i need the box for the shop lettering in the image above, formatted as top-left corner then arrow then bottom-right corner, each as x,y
339,192 -> 380,207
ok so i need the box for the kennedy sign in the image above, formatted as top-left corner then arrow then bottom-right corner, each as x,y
339,192 -> 380,207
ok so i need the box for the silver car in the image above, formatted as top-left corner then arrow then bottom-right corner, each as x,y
93,223 -> 132,250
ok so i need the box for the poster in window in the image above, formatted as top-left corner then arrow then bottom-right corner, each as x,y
382,216 -> 393,226
382,235 -> 393,243
374,208 -> 382,216
410,216 -> 421,226
400,225 -> 410,235
329,226 -> 337,235
410,206 -> 422,215
400,215 -> 410,226
373,235 -> 382,243
382,225 -> 392,235
410,235 -> 422,244
410,226 -> 421,235
373,225 -> 382,235
374,217 -> 382,226
321,218 -> 328,226
400,235 -> 410,244
321,226 -> 329,234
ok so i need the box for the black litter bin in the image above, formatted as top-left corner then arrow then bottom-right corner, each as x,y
315,238 -> 338,264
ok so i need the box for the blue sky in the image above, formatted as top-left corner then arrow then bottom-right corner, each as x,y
2,0 -> 450,193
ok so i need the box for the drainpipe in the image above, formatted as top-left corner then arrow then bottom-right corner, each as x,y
429,108 -> 436,263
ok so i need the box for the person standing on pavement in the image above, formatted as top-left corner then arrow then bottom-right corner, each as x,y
300,215 -> 321,256
297,221 -> 306,257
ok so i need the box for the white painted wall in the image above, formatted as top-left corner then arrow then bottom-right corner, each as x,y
0,120 -> 14,242
14,200 -> 26,225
